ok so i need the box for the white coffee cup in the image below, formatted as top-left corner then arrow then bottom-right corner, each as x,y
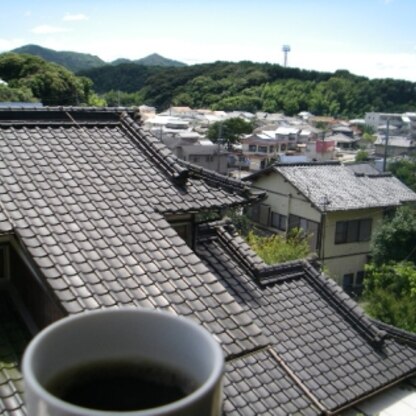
22,308 -> 224,416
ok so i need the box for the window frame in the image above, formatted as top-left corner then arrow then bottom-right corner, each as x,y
335,219 -> 372,244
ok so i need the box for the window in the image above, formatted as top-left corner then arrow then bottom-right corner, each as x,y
342,273 -> 354,295
271,212 -> 287,231
249,203 -> 270,226
335,219 -> 372,244
248,144 -> 257,152
269,146 -> 275,153
258,146 -> 268,153
343,271 -> 365,297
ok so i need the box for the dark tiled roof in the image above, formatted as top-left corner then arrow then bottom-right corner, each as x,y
0,108 -> 269,414
0,294 -> 29,416
0,108 -> 268,346
197,222 -> 416,415
244,162 -> 416,212
1,108 -> 416,415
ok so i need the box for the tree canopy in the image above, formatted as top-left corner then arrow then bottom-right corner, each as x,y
207,117 -> 254,144
388,154 -> 416,192
363,205 -> 416,332
79,60 -> 416,116
0,53 -> 93,105
363,261 -> 416,332
370,206 -> 416,265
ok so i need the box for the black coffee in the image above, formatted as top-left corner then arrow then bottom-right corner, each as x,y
45,360 -> 196,411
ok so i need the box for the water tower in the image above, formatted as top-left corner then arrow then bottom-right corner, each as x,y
282,44 -> 291,67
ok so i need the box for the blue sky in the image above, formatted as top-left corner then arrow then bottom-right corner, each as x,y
1,0 -> 415,81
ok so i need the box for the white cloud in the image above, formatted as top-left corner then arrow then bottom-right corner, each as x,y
32,25 -> 71,34
63,13 -> 88,21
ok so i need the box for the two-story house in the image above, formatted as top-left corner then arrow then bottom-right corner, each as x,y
244,162 -> 416,293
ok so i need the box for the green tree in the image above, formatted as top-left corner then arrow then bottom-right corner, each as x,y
370,206 -> 416,265
388,155 -> 416,192
0,53 -> 92,105
0,84 -> 37,102
355,150 -> 369,162
246,229 -> 310,264
207,117 -> 254,144
363,261 -> 416,332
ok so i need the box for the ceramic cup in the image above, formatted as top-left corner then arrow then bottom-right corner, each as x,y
22,308 -> 224,416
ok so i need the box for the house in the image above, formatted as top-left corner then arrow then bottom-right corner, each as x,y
244,162 -> 416,291
374,134 -> 416,157
1,108 -> 416,416
144,114 -> 228,173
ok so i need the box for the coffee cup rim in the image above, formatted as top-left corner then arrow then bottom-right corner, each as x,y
23,307 -> 224,415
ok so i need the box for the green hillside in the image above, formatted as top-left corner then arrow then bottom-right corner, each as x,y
12,44 -> 105,72
80,60 -> 416,117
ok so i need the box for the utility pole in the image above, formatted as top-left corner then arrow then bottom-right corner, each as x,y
383,119 -> 390,172
319,195 -> 331,269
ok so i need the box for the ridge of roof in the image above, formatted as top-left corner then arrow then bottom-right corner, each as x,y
370,318 -> 416,348
180,161 -> 265,202
302,261 -> 387,348
120,112 -> 189,186
200,221 -> 387,348
0,106 -> 139,127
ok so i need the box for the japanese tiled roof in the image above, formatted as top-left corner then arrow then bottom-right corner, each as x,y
245,162 -> 416,212
0,107 -> 268,414
1,108 -> 416,415
197,221 -> 416,415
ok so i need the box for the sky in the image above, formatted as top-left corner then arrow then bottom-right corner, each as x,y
1,0 -> 416,81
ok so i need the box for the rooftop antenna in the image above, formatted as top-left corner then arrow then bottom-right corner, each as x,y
282,45 -> 291,67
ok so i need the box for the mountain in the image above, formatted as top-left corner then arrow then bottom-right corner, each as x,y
134,53 -> 186,67
11,44 -> 105,73
110,53 -> 186,67
11,45 -> 187,71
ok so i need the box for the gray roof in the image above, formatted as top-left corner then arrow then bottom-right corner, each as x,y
249,162 -> 416,212
1,109 -> 416,415
197,222 -> 416,415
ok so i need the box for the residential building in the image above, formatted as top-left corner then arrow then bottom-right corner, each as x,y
144,114 -> 228,173
244,162 -> 416,291
374,134 -> 416,157
1,108 -> 416,415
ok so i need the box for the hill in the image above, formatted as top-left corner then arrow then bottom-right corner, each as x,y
111,53 -> 186,67
81,60 -> 416,116
11,45 -> 186,72
12,44 -> 105,72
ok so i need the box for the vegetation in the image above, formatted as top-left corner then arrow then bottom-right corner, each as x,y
0,53 -> 93,105
363,206 -> 416,332
79,61 -> 416,116
388,154 -> 416,192
370,206 -> 416,265
246,229 -> 310,264
12,44 -> 105,72
355,149 -> 370,162
0,83 -> 37,102
363,261 -> 416,332
207,117 -> 254,144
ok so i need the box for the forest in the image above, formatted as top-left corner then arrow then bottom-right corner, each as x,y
1,51 -> 416,119
79,60 -> 416,117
